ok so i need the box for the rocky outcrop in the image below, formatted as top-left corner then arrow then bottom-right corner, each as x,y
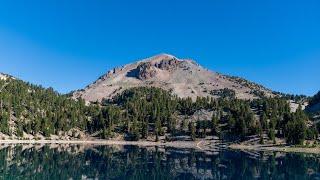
137,62 -> 157,80
134,58 -> 182,80
154,58 -> 181,70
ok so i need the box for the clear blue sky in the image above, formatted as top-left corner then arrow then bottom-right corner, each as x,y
0,0 -> 319,95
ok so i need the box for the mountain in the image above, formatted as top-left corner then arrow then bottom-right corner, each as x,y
73,54 -> 274,102
0,61 -> 315,145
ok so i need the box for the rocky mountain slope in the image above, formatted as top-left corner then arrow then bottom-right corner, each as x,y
73,54 -> 275,102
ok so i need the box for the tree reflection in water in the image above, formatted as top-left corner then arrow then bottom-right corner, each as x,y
0,145 -> 319,179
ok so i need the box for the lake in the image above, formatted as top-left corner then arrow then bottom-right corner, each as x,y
0,144 -> 319,179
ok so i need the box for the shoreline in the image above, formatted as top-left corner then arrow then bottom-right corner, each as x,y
0,139 -> 204,150
1,139 -> 320,154
229,143 -> 320,155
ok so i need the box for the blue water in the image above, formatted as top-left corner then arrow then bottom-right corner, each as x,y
0,145 -> 319,179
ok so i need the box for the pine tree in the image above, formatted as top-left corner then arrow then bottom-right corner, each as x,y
268,128 -> 276,144
155,116 -> 161,142
211,113 -> 219,135
141,120 -> 148,139
285,111 -> 307,145
189,122 -> 196,141
260,112 -> 268,130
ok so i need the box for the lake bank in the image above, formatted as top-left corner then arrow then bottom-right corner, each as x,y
1,139 -> 320,154
229,143 -> 320,155
0,139 -> 215,150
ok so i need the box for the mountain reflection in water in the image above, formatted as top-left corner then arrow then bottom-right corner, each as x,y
0,144 -> 319,179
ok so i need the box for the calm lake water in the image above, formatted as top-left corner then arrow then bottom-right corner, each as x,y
0,144 -> 319,180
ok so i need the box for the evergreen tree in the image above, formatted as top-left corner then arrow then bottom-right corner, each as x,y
155,116 -> 161,142
189,122 -> 196,141
211,113 -> 219,135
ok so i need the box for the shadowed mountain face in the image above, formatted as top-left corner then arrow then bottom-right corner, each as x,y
73,54 -> 274,102
307,91 -> 320,114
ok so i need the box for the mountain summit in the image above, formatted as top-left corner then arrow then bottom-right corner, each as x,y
73,54 -> 274,102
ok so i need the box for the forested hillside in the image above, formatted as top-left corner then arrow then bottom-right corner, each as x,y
0,76 -> 317,145
0,76 -> 99,138
96,87 -> 316,144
